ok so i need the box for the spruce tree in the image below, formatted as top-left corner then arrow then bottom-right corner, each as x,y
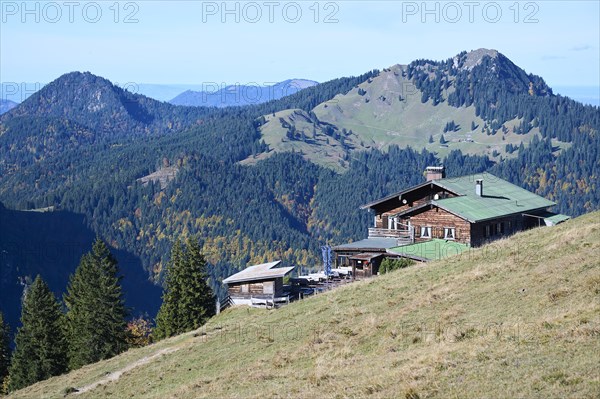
0,311 -> 10,392
64,239 -> 128,370
154,237 -> 215,340
154,240 -> 184,340
8,276 -> 67,391
179,237 -> 215,328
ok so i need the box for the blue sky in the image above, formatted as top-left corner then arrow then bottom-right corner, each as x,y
1,0 -> 599,91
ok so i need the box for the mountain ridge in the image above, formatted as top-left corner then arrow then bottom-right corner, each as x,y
248,48 -> 559,167
0,71 -> 211,138
169,78 -> 319,107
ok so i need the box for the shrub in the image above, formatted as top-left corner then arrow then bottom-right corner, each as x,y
380,258 -> 414,274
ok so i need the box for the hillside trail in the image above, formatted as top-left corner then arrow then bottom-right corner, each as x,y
73,324 -> 220,395
74,346 -> 180,394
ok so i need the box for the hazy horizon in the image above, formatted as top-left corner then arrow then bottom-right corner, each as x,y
2,79 -> 598,107
1,1 -> 598,88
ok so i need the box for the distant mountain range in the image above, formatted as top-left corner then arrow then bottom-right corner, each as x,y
3,81 -> 597,107
134,84 -> 205,102
0,99 -> 18,115
0,80 -> 319,106
169,79 -> 319,107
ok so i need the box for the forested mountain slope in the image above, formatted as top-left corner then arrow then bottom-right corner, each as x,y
0,50 -> 598,326
0,202 -> 161,332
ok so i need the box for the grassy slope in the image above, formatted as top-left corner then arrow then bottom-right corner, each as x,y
239,109 -> 348,172
248,64 -> 560,169
11,212 -> 600,399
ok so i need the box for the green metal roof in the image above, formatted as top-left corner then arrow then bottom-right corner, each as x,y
431,173 -> 555,222
531,211 -> 571,226
332,238 -> 399,251
388,239 -> 470,261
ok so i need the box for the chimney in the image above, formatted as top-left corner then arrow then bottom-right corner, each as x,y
425,166 -> 445,181
475,179 -> 483,196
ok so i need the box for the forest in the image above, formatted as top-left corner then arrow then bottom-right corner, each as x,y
0,53 -> 598,320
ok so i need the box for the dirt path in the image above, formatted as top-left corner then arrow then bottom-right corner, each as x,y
74,347 -> 180,395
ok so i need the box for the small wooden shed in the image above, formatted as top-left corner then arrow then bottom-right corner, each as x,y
349,253 -> 385,278
223,260 -> 295,306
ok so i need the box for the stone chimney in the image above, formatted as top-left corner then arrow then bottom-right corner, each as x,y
475,179 -> 483,196
425,166 -> 445,181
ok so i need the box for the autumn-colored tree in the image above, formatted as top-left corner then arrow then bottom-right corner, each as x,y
125,317 -> 153,348
0,311 -> 10,394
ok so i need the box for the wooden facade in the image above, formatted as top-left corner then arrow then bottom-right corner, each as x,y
470,214 -> 531,247
227,277 -> 284,298
349,253 -> 385,278
374,198 -> 529,247
409,206 -> 471,244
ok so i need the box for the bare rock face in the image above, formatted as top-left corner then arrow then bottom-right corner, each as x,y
137,167 -> 179,189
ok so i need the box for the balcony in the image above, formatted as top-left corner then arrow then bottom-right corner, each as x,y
368,227 -> 413,241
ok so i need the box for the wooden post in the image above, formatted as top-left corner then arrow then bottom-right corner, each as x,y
216,299 -> 220,315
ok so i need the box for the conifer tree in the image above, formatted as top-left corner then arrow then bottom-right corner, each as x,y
64,239 -> 128,370
8,276 -> 67,391
154,240 -> 184,340
154,237 -> 215,340
0,311 -> 10,393
179,238 -> 215,328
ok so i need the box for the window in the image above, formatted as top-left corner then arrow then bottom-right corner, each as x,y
420,226 -> 431,238
485,225 -> 491,237
263,281 -> 274,295
241,284 -> 249,293
444,227 -> 455,240
496,223 -> 502,235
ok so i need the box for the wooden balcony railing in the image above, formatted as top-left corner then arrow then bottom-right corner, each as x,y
368,227 -> 413,241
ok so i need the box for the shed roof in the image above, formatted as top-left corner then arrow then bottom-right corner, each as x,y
349,253 -> 386,261
542,213 -> 571,226
222,260 -> 295,284
522,211 -> 571,226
